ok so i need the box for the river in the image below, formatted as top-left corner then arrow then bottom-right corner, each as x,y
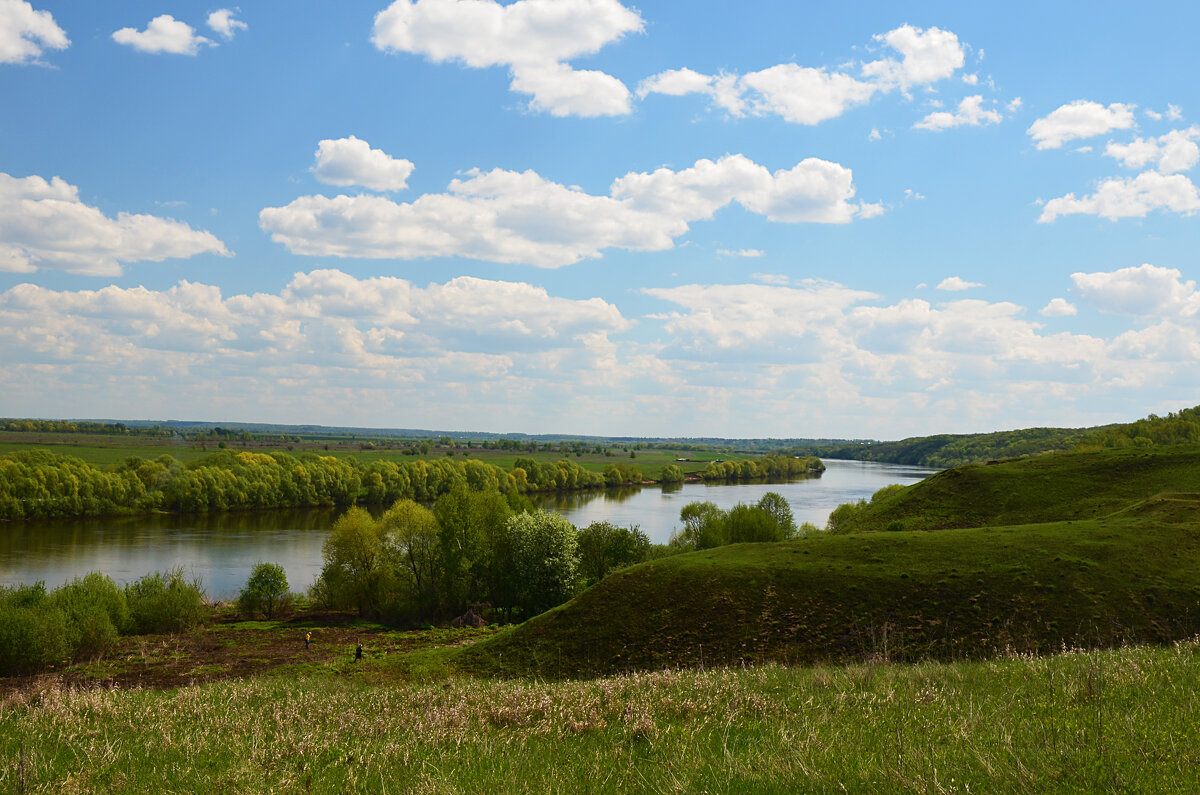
0,459 -> 935,599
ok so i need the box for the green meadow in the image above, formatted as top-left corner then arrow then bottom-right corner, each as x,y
3,641 -> 1200,792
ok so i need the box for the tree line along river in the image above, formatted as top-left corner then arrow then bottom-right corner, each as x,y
0,459 -> 936,599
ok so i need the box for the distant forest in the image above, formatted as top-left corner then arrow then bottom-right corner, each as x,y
791,405 -> 1200,468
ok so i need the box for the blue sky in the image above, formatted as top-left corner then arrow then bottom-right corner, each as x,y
3,1 -> 1200,439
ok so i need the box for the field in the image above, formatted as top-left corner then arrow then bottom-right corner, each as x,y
0,431 -> 751,476
2,626 -> 1199,792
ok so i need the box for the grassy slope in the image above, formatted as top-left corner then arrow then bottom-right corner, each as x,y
459,445 -> 1200,679
458,516 -> 1200,678
836,445 -> 1200,533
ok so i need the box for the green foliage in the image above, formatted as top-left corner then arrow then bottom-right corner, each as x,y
508,511 -> 580,617
1084,406 -> 1200,450
577,522 -> 650,587
602,462 -> 642,486
48,572 -> 129,659
674,500 -> 728,550
0,447 -> 609,521
673,494 -> 797,550
802,427 -> 1096,467
125,568 -> 206,634
658,463 -> 684,484
699,454 -> 824,483
317,507 -> 387,617
825,499 -> 868,532
0,602 -> 69,675
434,487 -> 513,615
237,562 -> 291,620
380,499 -> 441,619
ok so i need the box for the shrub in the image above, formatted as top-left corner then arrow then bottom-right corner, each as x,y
49,572 -> 130,659
0,598 -> 70,675
125,568 -> 206,634
237,562 -> 291,619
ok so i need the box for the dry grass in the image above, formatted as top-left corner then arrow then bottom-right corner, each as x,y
3,639 -> 1200,792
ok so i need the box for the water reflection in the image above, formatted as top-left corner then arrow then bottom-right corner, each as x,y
535,460 -> 935,544
0,508 -> 346,600
0,459 -> 936,598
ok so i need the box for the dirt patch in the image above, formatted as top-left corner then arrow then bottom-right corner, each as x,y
0,610 -> 499,697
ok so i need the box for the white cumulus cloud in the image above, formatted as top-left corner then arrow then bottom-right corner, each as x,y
635,67 -> 712,99
113,14 -> 212,55
1071,263 -> 1200,317
0,172 -> 230,275
913,95 -> 1002,131
937,277 -> 983,291
1038,171 -> 1200,222
207,8 -> 247,41
1027,100 -> 1136,150
0,0 -> 68,64
261,154 -> 878,267
1041,298 -> 1077,317
1105,127 -> 1200,174
371,0 -> 643,117
861,24 -> 965,90
311,136 -> 415,192
638,24 -> 966,126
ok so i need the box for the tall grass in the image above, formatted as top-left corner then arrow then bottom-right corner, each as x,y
3,639 -> 1199,792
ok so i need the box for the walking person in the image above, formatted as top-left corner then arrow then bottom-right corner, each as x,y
304,631 -> 311,650
354,641 -> 363,662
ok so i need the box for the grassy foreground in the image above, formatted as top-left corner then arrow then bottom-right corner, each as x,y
3,639 -> 1200,792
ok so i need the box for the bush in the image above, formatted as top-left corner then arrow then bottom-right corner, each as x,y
125,568 -> 206,634
237,562 -> 291,619
0,604 -> 69,674
49,572 -> 130,660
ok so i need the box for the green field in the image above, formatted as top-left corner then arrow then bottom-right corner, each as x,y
3,636 -> 1199,792
0,431 -> 752,475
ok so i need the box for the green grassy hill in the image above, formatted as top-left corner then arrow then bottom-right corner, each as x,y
458,516 -> 1200,678
833,445 -> 1200,533
458,445 -> 1200,679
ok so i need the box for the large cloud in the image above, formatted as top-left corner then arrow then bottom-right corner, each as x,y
1027,100 -> 1136,150
260,154 -> 878,266
0,172 -> 230,275
638,25 -> 970,126
0,0 -> 68,64
372,0 -> 642,117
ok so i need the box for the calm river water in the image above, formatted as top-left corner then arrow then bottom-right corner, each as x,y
0,459 -> 935,598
